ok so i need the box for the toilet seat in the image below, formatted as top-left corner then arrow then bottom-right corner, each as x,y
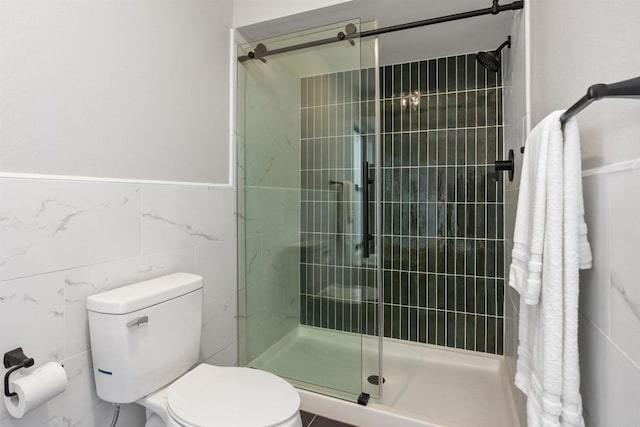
166,364 -> 300,427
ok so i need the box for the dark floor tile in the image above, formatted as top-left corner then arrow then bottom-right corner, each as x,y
301,411 -> 315,427
310,415 -> 357,427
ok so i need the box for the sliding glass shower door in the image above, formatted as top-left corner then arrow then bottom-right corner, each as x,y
237,20 -> 382,402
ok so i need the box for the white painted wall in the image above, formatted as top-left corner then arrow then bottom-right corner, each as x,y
232,0 -> 351,28
529,0 -> 640,169
0,0 -> 232,184
0,0 -> 235,425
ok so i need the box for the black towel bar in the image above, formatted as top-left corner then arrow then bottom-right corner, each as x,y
560,76 -> 640,125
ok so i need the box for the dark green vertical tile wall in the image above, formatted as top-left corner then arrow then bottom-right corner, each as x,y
299,68 -> 378,336
300,52 -> 505,356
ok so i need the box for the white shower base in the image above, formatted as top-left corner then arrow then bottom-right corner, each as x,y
251,326 -> 520,427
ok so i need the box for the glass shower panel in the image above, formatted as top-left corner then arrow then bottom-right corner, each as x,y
237,20 -> 381,402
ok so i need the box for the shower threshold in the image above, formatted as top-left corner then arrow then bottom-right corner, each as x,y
250,326 -> 520,427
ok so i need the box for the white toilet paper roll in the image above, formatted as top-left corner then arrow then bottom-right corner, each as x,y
3,362 -> 67,418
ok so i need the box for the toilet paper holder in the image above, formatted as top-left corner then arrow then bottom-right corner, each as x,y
3,348 -> 34,398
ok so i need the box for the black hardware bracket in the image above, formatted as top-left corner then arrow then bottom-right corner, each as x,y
337,23 -> 358,46
357,392 -> 370,406
4,347 -> 35,398
247,43 -> 268,63
495,149 -> 515,182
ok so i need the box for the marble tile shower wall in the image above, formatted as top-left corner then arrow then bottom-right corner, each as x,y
237,55 -> 302,365
299,53 -> 505,355
0,179 -> 237,426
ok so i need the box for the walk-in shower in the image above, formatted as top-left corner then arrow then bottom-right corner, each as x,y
237,3 -> 523,426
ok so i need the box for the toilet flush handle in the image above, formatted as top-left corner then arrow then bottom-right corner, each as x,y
126,316 -> 149,328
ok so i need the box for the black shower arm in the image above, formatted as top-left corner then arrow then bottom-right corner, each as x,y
560,76 -> 640,125
495,37 -> 512,53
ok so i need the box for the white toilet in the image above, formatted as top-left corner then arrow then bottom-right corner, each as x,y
86,272 -> 302,427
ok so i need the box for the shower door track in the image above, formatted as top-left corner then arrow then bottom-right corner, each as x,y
238,0 -> 524,62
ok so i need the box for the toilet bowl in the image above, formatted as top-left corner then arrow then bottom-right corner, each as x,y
86,273 -> 302,427
139,365 -> 301,427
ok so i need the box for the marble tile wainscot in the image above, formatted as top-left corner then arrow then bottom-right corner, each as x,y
0,177 -> 237,427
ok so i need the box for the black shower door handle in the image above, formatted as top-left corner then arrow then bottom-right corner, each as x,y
362,161 -> 373,258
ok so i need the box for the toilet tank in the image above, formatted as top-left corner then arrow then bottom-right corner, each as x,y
87,273 -> 203,404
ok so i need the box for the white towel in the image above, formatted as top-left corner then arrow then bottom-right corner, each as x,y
509,111 -> 592,427
561,117 -> 592,427
509,112 -> 553,304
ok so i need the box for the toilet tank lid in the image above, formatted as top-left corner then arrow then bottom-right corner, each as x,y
87,273 -> 203,315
